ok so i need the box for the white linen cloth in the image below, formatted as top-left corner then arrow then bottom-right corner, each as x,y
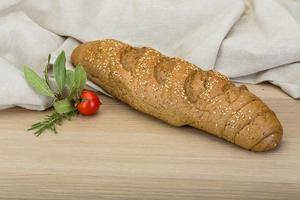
0,0 -> 299,110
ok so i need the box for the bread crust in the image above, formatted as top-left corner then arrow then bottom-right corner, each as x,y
71,39 -> 283,152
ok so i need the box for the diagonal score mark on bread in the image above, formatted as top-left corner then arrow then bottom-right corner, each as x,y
71,39 -> 283,152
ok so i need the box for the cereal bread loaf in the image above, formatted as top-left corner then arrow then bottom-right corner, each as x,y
71,39 -> 283,151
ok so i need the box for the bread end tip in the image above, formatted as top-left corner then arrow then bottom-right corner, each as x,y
71,44 -> 84,66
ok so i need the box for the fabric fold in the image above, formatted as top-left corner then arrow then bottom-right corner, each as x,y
0,0 -> 299,110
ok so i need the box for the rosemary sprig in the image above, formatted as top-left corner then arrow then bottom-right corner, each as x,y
28,110 -> 78,136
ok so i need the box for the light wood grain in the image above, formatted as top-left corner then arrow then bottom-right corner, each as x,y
0,83 -> 299,200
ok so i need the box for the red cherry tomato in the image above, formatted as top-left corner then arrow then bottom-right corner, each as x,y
77,90 -> 101,115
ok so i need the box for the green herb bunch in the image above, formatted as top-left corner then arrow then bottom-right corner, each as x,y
24,51 -> 87,136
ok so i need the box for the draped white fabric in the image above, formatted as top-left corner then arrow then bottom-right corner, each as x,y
0,0 -> 299,110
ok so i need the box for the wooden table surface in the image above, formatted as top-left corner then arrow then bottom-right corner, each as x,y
0,83 -> 299,200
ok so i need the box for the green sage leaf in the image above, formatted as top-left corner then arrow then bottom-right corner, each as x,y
66,69 -> 77,98
66,70 -> 75,89
24,66 -> 54,97
44,54 -> 51,87
74,64 -> 87,94
54,51 -> 66,92
53,98 -> 75,114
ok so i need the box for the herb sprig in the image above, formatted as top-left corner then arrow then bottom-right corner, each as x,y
28,110 -> 78,136
24,51 -> 87,136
